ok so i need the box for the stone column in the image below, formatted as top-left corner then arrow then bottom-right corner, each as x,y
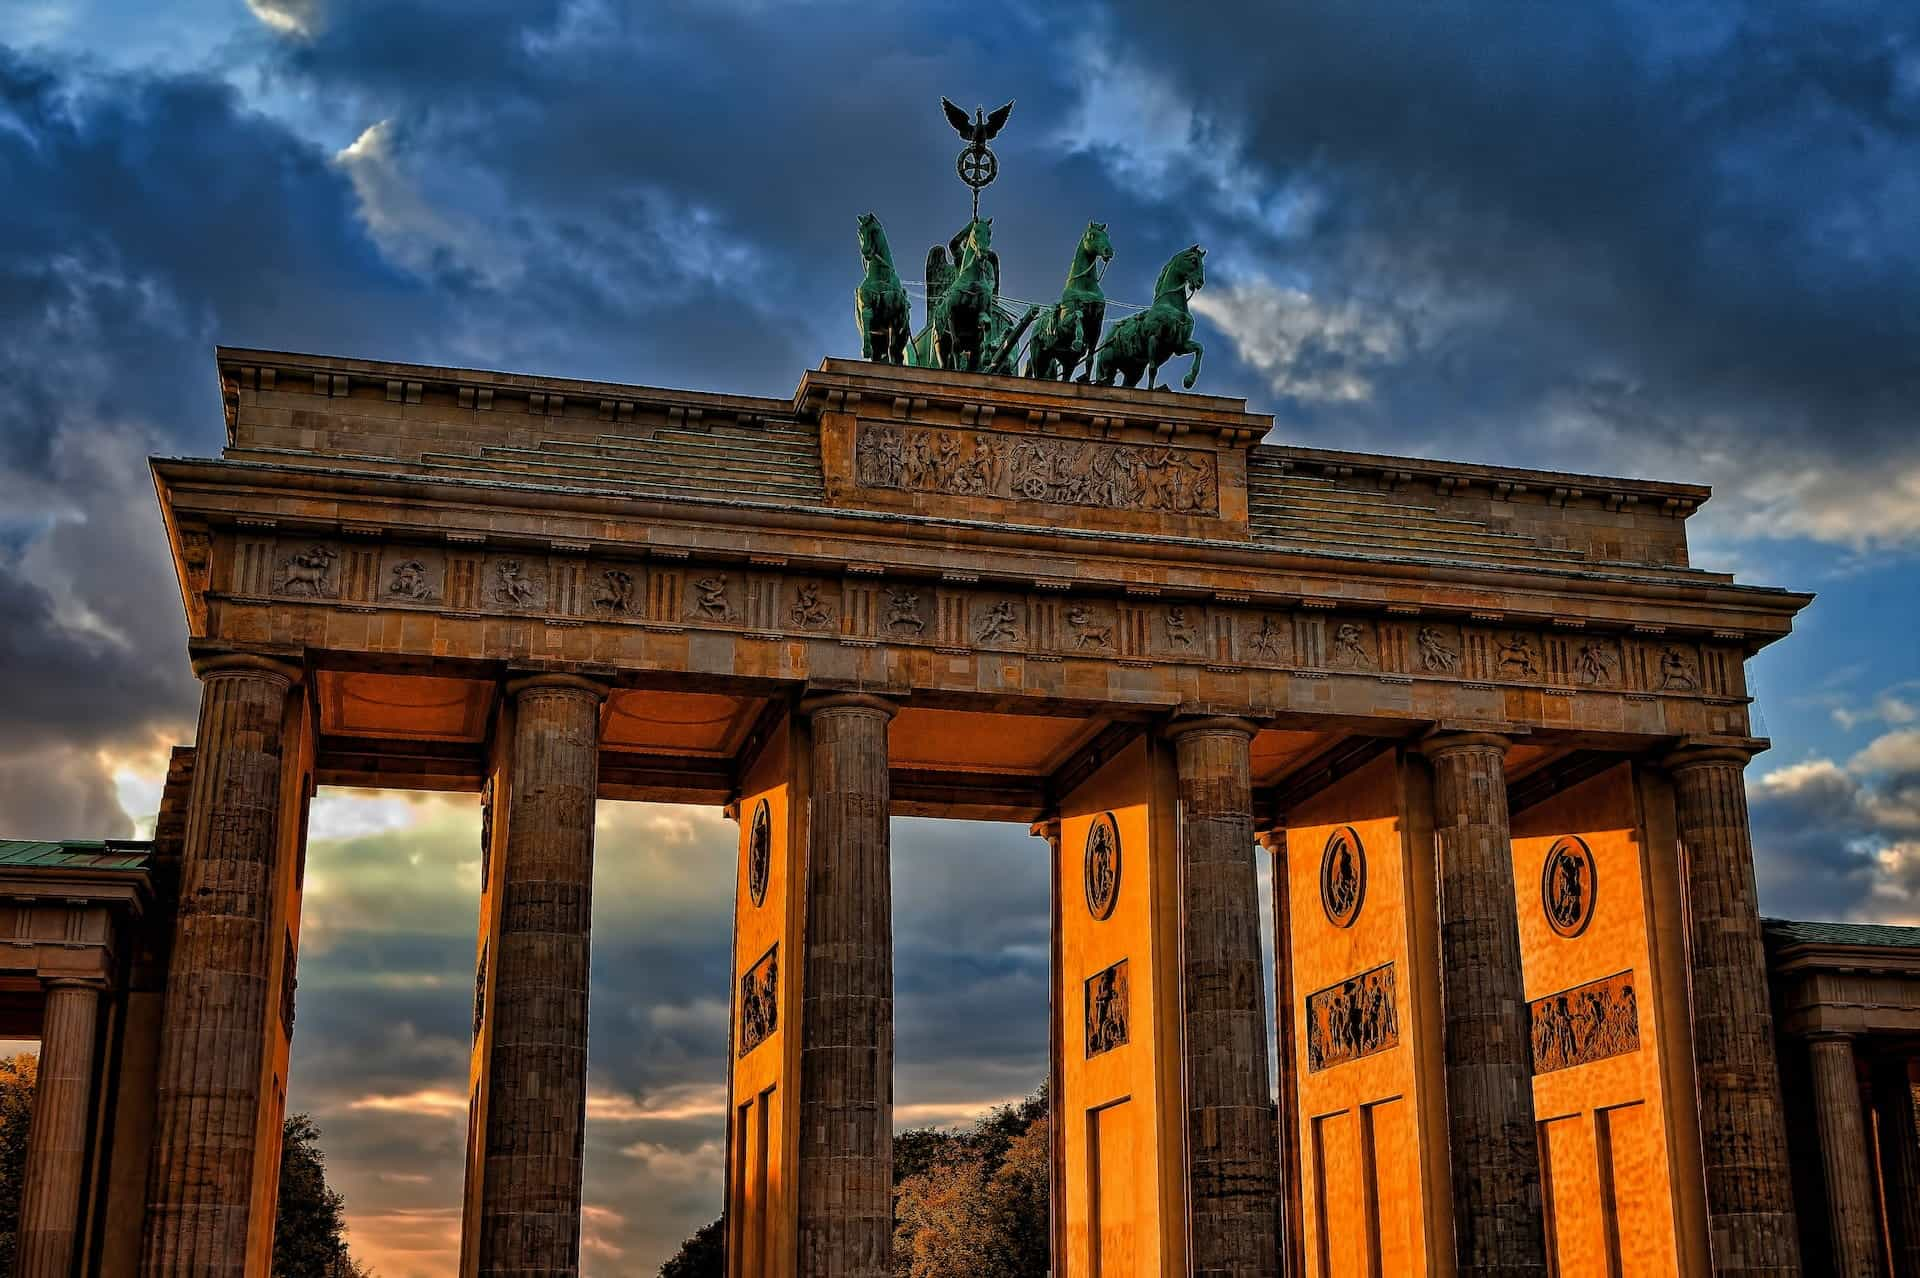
1030,816 -> 1067,1278
1170,717 -> 1280,1277
1870,1058 -> 1920,1278
797,694 -> 895,1278
17,978 -> 104,1278
141,653 -> 301,1278
1418,731 -> 1547,1278
475,674 -> 607,1277
1664,745 -> 1803,1276
1807,1035 -> 1881,1278
1257,826 -> 1305,1278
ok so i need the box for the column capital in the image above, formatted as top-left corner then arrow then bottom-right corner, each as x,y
1417,728 -> 1512,760
190,651 -> 304,686
797,691 -> 899,720
1806,1029 -> 1859,1046
1255,826 -> 1288,854
1663,739 -> 1768,773
1028,816 -> 1062,847
41,977 -> 107,994
503,671 -> 610,702
1165,714 -> 1259,743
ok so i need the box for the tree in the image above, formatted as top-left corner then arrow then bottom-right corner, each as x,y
273,1114 -> 372,1278
659,1214 -> 726,1277
0,1053 -> 37,1274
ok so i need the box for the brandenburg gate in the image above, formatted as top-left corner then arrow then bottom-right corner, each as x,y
123,341 -> 1814,1277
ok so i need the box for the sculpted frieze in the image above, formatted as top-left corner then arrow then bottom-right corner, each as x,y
1530,970 -> 1639,1075
1306,962 -> 1398,1072
854,422 -> 1219,516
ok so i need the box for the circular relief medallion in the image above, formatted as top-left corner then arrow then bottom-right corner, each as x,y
1320,827 -> 1366,928
1084,813 -> 1121,921
747,799 -> 772,908
1542,835 -> 1597,938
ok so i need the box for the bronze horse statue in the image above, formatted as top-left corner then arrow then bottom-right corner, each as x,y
917,218 -> 1013,374
855,212 -> 911,365
1025,220 -> 1112,382
1094,244 -> 1206,391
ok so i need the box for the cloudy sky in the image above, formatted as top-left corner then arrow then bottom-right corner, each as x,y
4,0 -> 1920,1271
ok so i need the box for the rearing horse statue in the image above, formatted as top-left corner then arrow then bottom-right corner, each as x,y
1024,220 -> 1112,382
924,217 -> 1000,374
854,212 -> 911,365
1094,244 -> 1206,391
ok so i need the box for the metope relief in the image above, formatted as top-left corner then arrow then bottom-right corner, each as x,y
747,799 -> 772,908
1541,836 -> 1597,938
489,556 -> 545,609
1306,962 -> 1399,1072
1162,605 -> 1201,653
1332,622 -> 1373,670
885,587 -> 926,636
386,558 -> 436,602
1244,614 -> 1290,663
973,598 -> 1022,646
788,581 -> 835,630
276,544 -> 339,597
1065,603 -> 1114,651
1574,638 -> 1619,686
1085,959 -> 1130,1057
739,944 -> 778,1057
1417,624 -> 1460,673
689,574 -> 734,622
592,567 -> 638,615
1530,970 -> 1639,1075
854,423 -> 1219,516
1084,812 -> 1121,921
1659,645 -> 1699,691
1319,826 -> 1366,928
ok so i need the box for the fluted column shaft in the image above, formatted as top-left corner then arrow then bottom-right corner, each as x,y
1171,717 -> 1280,1277
140,654 -> 300,1278
1808,1036 -> 1881,1278
17,979 -> 103,1278
476,675 -> 606,1277
797,694 -> 895,1278
1871,1059 -> 1920,1278
1666,748 -> 1803,1276
1420,732 -> 1547,1278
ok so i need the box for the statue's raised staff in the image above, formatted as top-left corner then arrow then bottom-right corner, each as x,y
1095,244 -> 1206,391
1025,220 -> 1112,382
855,212 -> 911,365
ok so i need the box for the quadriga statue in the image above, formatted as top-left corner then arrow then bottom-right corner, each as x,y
1094,244 -> 1206,391
854,212 -> 911,365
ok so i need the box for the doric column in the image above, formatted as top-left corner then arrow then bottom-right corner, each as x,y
1807,1035 -> 1881,1278
1169,716 -> 1279,1277
17,978 -> 104,1278
1664,745 -> 1803,1275
1257,825 -> 1305,1278
796,693 -> 895,1278
141,653 -> 302,1278
1870,1058 -> 1920,1277
1030,816 -> 1068,1278
1418,731 -> 1547,1278
475,674 -> 607,1277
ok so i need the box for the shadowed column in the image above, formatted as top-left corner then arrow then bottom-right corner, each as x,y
1171,717 -> 1280,1277
1871,1058 -> 1920,1277
1030,816 -> 1068,1278
17,978 -> 103,1278
797,694 -> 895,1278
1665,745 -> 1803,1276
1257,826 -> 1305,1278
1419,731 -> 1547,1278
1808,1034 -> 1881,1278
476,674 -> 606,1277
140,653 -> 301,1278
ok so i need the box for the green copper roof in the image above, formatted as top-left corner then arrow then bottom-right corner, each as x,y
0,840 -> 152,872
1764,917 -> 1920,951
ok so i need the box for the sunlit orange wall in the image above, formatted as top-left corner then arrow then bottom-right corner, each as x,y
727,714 -> 806,1278
1510,764 -> 1702,1278
1056,736 -> 1185,1277
1285,752 -> 1447,1278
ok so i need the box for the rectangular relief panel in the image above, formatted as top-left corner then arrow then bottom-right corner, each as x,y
1530,971 -> 1639,1075
1056,736 -> 1184,1277
1305,963 -> 1399,1073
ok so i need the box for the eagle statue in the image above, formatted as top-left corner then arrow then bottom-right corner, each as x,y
942,97 -> 1015,149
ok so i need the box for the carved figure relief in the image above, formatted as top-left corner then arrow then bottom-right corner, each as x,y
1498,634 -> 1539,679
747,799 -> 772,908
478,777 -> 494,893
388,559 -> 434,602
1320,826 -> 1366,928
976,599 -> 1019,644
692,575 -> 731,621
1248,615 -> 1286,660
1332,622 -> 1371,669
1306,963 -> 1398,1072
593,568 -> 636,614
494,559 -> 538,607
473,940 -> 488,1037
739,944 -> 778,1057
279,544 -> 338,596
1530,970 -> 1639,1075
1067,604 -> 1112,649
886,588 -> 925,634
1418,625 -> 1459,673
1659,646 -> 1699,691
1085,959 -> 1130,1057
1541,836 -> 1597,938
1084,813 -> 1120,921
790,582 -> 834,628
1165,607 -> 1197,649
1575,639 -> 1618,686
855,423 -> 1219,515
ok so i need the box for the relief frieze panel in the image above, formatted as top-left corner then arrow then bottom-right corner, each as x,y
1529,969 -> 1639,1075
854,422 -> 1220,516
739,943 -> 778,1057
1305,962 -> 1399,1072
